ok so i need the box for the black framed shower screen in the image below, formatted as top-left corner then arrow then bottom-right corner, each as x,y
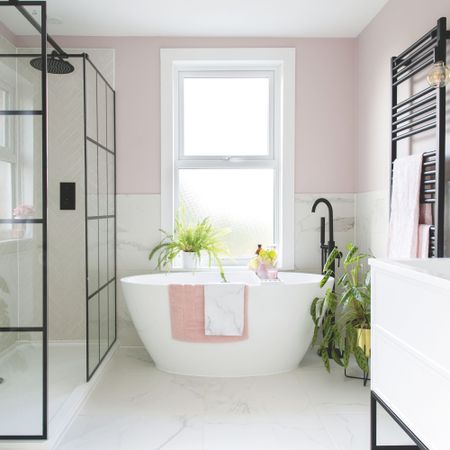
0,0 -> 48,439
0,2 -> 117,440
83,54 -> 117,381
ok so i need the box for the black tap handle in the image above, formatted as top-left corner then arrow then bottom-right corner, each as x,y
336,247 -> 341,268
320,217 -> 325,245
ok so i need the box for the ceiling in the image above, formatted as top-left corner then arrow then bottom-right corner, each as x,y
3,0 -> 389,37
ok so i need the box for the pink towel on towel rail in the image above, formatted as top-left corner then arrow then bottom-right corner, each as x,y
419,203 -> 433,225
418,203 -> 433,258
388,154 -> 422,258
418,224 -> 432,258
168,284 -> 248,343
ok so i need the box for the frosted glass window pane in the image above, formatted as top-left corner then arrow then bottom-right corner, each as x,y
0,116 -> 43,220
179,169 -> 274,259
183,77 -> 270,156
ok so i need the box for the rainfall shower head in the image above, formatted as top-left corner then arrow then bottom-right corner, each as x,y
30,51 -> 74,75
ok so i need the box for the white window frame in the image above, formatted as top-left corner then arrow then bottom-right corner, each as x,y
161,48 -> 295,269
0,81 -> 18,221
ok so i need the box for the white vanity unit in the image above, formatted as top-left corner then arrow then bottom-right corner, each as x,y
370,258 -> 450,450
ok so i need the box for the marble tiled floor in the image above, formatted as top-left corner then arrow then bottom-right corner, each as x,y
56,347 -> 413,450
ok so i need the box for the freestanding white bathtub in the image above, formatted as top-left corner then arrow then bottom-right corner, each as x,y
121,271 -> 332,377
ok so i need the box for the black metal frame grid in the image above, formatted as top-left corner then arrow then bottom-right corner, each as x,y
390,17 -> 448,258
0,0 -> 48,440
0,1 -> 117,439
371,392 -> 427,450
381,16 -> 449,450
82,55 -> 117,381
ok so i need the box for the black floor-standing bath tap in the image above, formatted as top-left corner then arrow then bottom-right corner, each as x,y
311,198 -> 339,275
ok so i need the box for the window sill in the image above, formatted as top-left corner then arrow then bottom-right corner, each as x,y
170,265 -> 249,272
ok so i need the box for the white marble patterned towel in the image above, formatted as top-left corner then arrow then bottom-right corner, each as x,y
204,284 -> 245,336
388,154 -> 422,258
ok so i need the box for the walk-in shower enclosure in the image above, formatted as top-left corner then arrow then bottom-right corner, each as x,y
0,1 -> 116,440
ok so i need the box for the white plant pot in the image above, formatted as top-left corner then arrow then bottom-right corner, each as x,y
181,251 -> 198,270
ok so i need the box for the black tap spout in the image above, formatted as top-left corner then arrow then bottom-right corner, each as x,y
311,198 -> 334,242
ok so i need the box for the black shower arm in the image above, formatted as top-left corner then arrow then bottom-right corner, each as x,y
8,0 -> 68,57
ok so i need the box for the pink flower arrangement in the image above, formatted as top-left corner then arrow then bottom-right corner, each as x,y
249,246 -> 278,280
13,204 -> 35,218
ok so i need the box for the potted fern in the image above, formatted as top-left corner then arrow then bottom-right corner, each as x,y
149,211 -> 230,282
311,244 -> 371,379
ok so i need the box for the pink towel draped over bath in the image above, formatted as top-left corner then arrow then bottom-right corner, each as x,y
168,284 -> 249,343
388,154 -> 423,259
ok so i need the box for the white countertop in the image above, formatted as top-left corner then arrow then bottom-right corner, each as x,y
369,258 -> 450,289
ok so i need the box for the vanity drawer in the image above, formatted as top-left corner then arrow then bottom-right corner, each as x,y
371,267 -> 450,374
372,329 -> 450,450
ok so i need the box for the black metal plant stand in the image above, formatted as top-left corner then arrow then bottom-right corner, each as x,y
344,367 -> 370,386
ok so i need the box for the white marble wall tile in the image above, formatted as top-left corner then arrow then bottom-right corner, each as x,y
116,193 -> 358,345
116,194 -> 161,346
295,193 -> 355,273
354,190 -> 389,258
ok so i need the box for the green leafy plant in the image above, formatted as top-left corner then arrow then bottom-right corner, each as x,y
149,211 -> 230,282
311,244 -> 371,374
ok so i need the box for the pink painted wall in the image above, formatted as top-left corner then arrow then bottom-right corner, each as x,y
51,36 -> 356,195
356,0 -> 450,193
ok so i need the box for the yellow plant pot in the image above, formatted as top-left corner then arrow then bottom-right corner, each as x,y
356,328 -> 371,357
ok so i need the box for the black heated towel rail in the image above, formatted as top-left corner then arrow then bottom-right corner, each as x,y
390,17 -> 447,259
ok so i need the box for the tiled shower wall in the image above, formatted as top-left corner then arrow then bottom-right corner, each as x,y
47,49 -> 114,341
